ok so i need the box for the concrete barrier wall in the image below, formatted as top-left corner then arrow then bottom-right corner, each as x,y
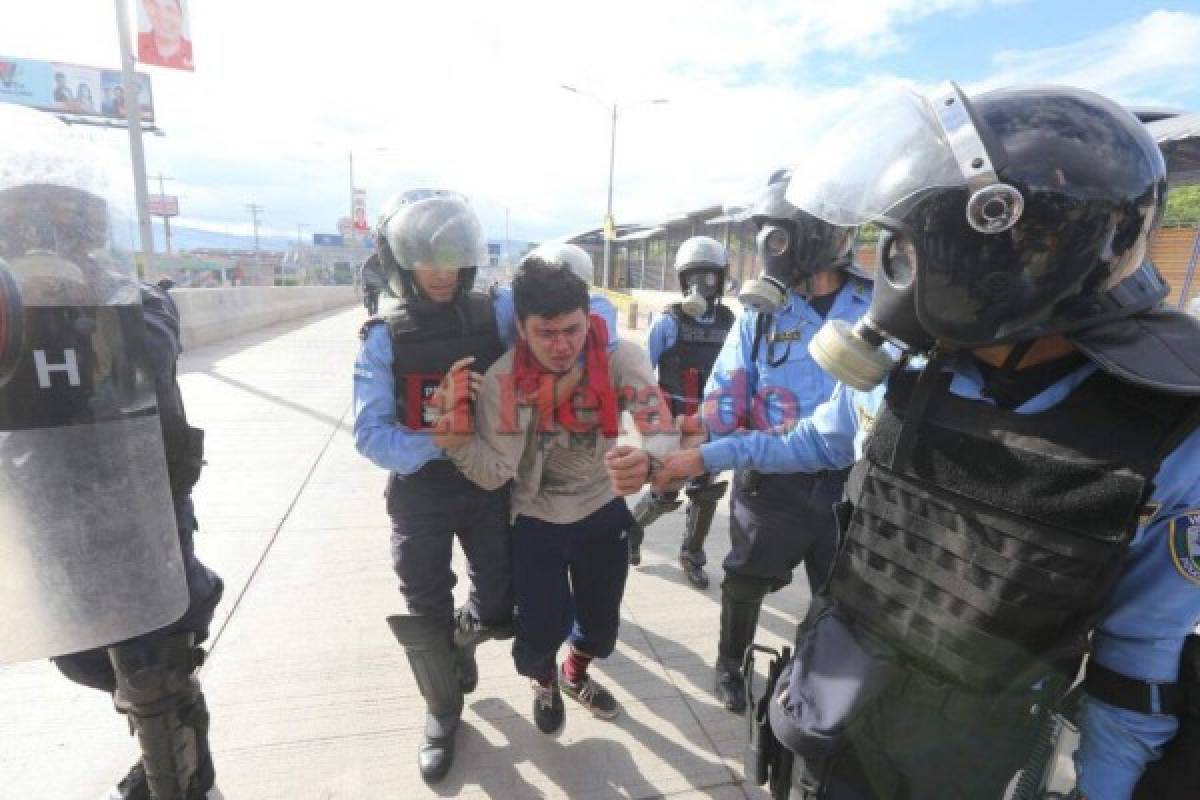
171,286 -> 358,349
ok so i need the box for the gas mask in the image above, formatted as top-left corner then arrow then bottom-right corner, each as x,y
794,82 -> 1168,391
737,176 -> 858,316
680,270 -> 720,318
808,230 -> 918,390
737,225 -> 794,314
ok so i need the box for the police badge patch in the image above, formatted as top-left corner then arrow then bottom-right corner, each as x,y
1168,510 -> 1200,585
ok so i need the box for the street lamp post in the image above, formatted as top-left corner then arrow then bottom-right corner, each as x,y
561,85 -> 667,288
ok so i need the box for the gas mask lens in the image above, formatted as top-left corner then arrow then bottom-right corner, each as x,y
880,234 -> 917,289
764,227 -> 790,257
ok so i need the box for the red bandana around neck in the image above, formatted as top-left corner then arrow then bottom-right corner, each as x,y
512,313 -> 619,438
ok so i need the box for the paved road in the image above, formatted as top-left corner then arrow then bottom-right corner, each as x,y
0,306 -> 807,799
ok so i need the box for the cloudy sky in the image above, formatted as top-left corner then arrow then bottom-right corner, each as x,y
3,0 -> 1200,244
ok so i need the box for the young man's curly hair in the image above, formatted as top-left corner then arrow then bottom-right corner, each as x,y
513,258 -> 589,322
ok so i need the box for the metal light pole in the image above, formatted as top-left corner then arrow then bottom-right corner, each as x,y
561,85 -> 667,288
115,0 -> 155,279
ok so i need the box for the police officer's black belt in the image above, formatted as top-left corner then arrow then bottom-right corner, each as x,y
1084,659 -> 1186,716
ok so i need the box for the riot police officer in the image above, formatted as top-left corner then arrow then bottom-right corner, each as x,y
629,236 -> 736,588
701,174 -> 871,712
358,253 -> 388,315
0,104 -> 223,800
352,194 -> 514,784
612,83 -> 1200,800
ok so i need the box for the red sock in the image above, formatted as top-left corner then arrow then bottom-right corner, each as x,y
562,647 -> 593,684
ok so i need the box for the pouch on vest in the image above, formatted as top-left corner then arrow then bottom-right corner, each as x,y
768,603 -> 900,762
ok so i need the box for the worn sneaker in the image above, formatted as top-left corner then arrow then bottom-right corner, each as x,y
532,680 -> 565,734
559,667 -> 620,720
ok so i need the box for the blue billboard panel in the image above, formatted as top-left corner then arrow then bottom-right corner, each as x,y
313,234 -> 344,247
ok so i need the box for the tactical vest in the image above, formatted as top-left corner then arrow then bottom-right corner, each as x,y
376,291 -> 504,487
658,303 -> 735,416
829,365 -> 1199,691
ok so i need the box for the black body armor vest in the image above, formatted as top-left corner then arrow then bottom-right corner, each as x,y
366,291 -> 504,490
657,303 -> 735,416
829,366 -> 1198,690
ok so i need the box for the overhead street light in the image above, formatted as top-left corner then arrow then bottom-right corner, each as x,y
561,85 -> 669,288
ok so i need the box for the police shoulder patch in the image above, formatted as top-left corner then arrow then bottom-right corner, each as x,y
1168,509 -> 1200,585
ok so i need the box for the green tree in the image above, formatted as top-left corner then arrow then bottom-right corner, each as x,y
1165,185 -> 1200,226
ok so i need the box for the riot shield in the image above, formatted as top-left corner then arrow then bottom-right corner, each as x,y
0,105 -> 188,663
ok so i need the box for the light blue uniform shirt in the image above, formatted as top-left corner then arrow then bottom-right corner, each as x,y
701,279 -> 871,439
701,357 -> 1200,799
353,288 -> 618,475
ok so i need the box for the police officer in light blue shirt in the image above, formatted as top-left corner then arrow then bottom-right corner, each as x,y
694,173 -> 871,713
608,83 -> 1200,800
628,235 -> 737,589
354,197 -> 617,784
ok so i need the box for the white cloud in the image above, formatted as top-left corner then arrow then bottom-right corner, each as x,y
976,10 -> 1200,106
2,3 -> 1196,245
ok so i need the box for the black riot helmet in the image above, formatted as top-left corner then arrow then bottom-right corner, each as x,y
738,170 -> 859,314
376,193 -> 484,303
792,83 -> 1170,390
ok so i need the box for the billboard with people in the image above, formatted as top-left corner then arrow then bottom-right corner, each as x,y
136,0 -> 195,71
0,56 -> 154,123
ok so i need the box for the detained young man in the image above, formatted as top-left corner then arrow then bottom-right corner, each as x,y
436,257 -> 683,734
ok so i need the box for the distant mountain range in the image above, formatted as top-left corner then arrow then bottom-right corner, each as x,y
153,225 -> 300,253
156,225 -> 534,259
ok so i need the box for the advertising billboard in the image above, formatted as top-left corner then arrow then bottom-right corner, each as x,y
136,0 -> 195,71
147,195 -> 179,217
0,56 -> 154,123
352,189 -> 369,232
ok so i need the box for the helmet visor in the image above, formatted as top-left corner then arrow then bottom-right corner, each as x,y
785,85 -> 978,227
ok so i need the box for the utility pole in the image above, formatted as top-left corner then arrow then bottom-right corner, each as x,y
114,0 -> 155,279
560,85 -> 668,289
148,173 -> 174,255
245,203 -> 264,282
245,203 -> 263,254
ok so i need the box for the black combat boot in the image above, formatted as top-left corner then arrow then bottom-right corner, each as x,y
387,614 -> 464,784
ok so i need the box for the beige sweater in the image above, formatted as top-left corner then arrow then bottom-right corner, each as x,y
449,340 -> 680,524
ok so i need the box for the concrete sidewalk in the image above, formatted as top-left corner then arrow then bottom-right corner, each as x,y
0,307 -> 808,799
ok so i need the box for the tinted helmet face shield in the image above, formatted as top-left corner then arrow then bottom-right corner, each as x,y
788,82 -> 1167,356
